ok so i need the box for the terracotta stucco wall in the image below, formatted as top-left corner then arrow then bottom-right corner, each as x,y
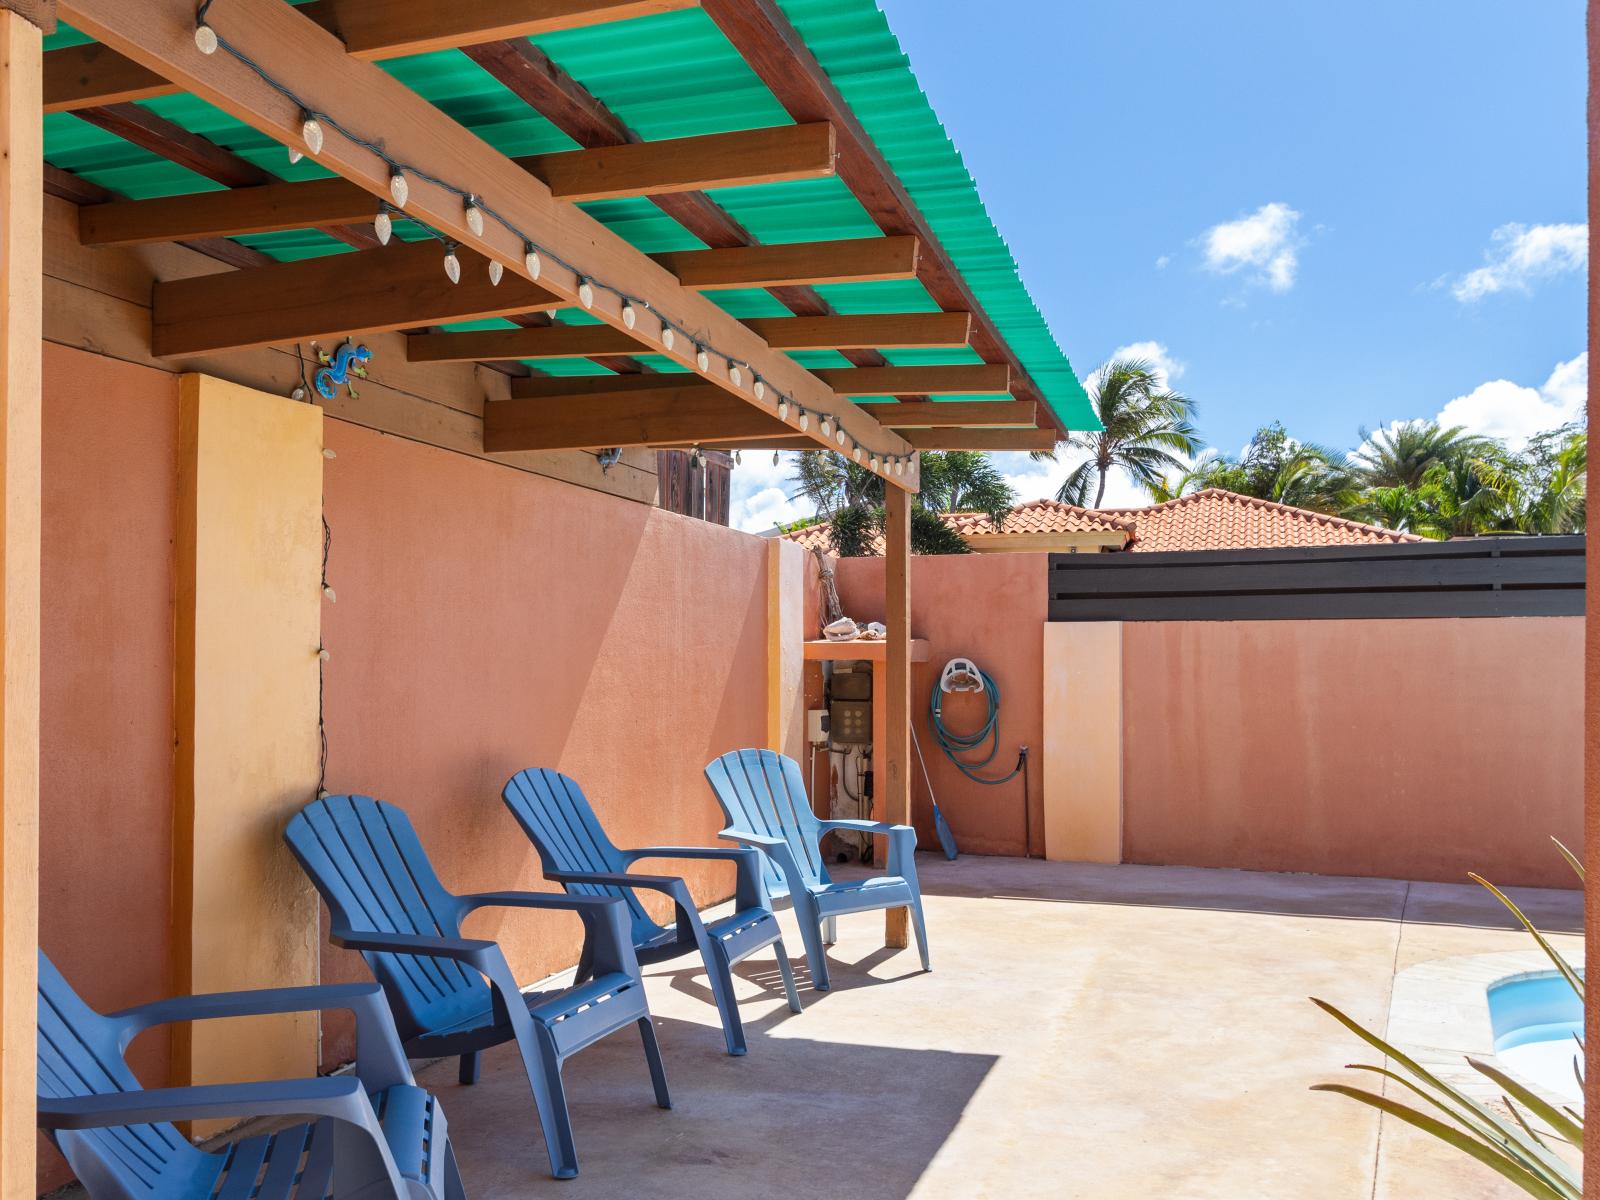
1121,617 -> 1584,888
834,554 -> 1046,857
38,344 -> 179,1192
318,421 -> 768,1064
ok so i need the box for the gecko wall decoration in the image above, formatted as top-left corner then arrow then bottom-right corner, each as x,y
315,340 -> 372,400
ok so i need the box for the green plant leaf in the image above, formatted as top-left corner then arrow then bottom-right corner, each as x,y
1551,837 -> 1584,884
1468,1058 -> 1584,1146
1469,873 -> 1584,999
1310,1085 -> 1578,1200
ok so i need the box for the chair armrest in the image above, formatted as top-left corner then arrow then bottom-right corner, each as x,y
719,829 -> 804,903
818,820 -> 919,881
456,891 -> 641,981
545,869 -> 685,894
619,846 -> 770,912
109,982 -> 413,1090
331,927 -> 500,970
39,1077 -> 372,1131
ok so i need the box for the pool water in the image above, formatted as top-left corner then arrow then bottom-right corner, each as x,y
1487,970 -> 1584,1104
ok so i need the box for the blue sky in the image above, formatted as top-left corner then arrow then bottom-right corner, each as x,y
730,0 -> 1588,528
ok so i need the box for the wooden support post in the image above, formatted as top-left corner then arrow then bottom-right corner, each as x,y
882,479 -> 912,948
0,9 -> 41,1193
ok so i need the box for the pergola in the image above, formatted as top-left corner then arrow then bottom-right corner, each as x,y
0,1 -> 1094,1187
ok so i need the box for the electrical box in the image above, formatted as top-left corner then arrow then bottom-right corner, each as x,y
829,699 -> 872,745
807,708 -> 830,745
831,668 -> 872,701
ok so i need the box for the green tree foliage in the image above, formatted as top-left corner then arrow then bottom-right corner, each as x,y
788,449 -> 1018,556
1165,423 -> 1357,514
1051,359 -> 1201,507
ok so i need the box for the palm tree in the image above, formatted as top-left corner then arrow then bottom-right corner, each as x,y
1176,423 -> 1357,514
1353,420 -> 1497,489
1476,424 -> 1587,534
1053,358 -> 1200,507
788,449 -> 1017,556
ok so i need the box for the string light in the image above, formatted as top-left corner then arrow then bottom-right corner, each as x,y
870,454 -> 881,471
819,415 -> 832,438
852,445 -> 863,463
191,0 -> 906,472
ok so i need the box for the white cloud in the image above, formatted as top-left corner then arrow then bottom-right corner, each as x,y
1200,202 -> 1303,292
1451,222 -> 1587,302
1431,352 -> 1587,450
729,451 -> 808,532
1104,340 -> 1185,390
1155,254 -> 1171,270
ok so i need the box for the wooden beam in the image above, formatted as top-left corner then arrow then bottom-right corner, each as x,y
484,386 -> 792,452
152,239 -> 563,357
80,124 -> 838,248
699,427 -> 1058,452
461,35 -> 895,374
813,364 -> 1010,396
44,0 -> 700,110
855,400 -> 1036,428
528,122 -> 835,203
882,481 -> 912,948
407,310 -> 972,362
744,312 -> 970,351
655,236 -> 919,289
328,0 -> 700,60
62,0 -> 916,481
702,0 -> 1066,435
0,11 -> 41,1194
511,372 -> 691,399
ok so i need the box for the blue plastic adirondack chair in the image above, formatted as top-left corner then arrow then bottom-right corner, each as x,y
502,768 -> 801,1056
37,950 -> 462,1200
703,749 -> 931,992
284,795 -> 669,1181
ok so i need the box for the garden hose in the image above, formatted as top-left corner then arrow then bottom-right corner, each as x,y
929,665 -> 1024,785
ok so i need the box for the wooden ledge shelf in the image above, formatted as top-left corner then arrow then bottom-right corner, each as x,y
803,638 -> 929,663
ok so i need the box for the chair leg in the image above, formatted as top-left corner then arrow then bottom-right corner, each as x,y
772,936 -> 803,1014
822,915 -> 838,945
443,1142 -> 468,1200
699,936 -> 747,1056
458,1051 -> 480,1085
792,897 -> 832,992
908,899 -> 932,972
637,1017 -> 672,1109
513,1028 -> 580,1180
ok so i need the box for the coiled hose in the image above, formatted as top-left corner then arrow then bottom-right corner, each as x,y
929,666 -> 1023,785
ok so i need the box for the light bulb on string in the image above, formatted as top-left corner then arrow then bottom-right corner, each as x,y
578,279 -> 595,308
389,169 -> 409,207
729,364 -> 743,387
288,146 -> 303,166
300,112 -> 324,157
442,244 -> 461,284
464,195 -> 484,237
852,445 -> 863,463
661,326 -> 676,351
621,301 -> 637,329
374,204 -> 393,245
753,377 -> 766,401
195,23 -> 218,53
819,415 -> 832,438
487,259 -> 504,286
734,450 -> 743,465
523,244 -> 541,279
773,450 -> 781,465
777,398 -> 790,421
695,346 -> 710,372
870,454 -> 881,471
323,583 -> 337,603
835,428 -> 847,446
798,410 -> 810,432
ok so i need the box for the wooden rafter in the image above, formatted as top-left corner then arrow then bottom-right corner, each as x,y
855,400 -> 1036,427
61,0 -> 917,482
702,0 -> 1068,434
655,236 -> 919,289
404,311 -> 973,362
693,427 -> 1059,452
77,124 -> 838,246
152,240 -> 562,357
43,0 -> 699,111
484,386 -> 792,452
812,364 -> 1010,396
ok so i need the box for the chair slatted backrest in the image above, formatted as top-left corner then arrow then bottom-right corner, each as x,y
502,769 -> 658,944
284,795 -> 488,1041
704,749 -> 829,898
37,952 -> 202,1199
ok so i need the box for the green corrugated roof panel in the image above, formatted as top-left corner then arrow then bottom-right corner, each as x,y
42,3 -> 1092,430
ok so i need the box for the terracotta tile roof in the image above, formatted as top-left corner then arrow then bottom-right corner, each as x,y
778,490 -> 1424,555
1104,489 -> 1425,553
947,499 -> 1134,538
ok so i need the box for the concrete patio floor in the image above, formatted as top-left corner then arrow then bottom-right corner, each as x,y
423,855 -> 1583,1200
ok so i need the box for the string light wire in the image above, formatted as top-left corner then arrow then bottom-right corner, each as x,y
191,0 -> 910,479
